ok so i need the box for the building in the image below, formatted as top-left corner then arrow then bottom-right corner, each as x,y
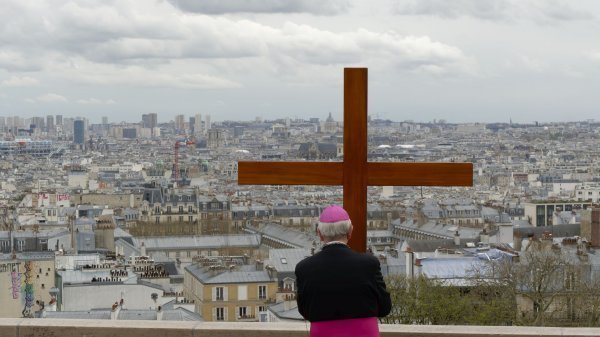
175,114 -> 185,133
184,263 -> 277,321
207,129 -> 224,148
575,184 -> 600,202
297,142 -> 337,160
322,112 -> 337,134
122,128 -> 137,139
524,201 -> 593,227
132,234 -> 261,263
0,252 -> 56,318
205,114 -> 211,132
46,115 -> 54,132
141,113 -> 157,129
73,120 -> 85,145
194,113 -> 202,136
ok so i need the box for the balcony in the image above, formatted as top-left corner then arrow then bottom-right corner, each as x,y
2,319 -> 600,337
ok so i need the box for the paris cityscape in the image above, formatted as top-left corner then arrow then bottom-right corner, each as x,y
2,0 -> 600,332
0,113 -> 599,325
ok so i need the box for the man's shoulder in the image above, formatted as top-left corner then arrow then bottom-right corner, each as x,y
295,253 -> 316,272
349,250 -> 380,265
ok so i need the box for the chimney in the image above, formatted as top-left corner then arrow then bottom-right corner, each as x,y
405,247 -> 414,279
513,232 -> 522,251
498,223 -> 513,245
479,228 -> 490,245
157,306 -> 163,321
453,230 -> 461,247
110,302 -> 121,320
583,209 -> 600,248
414,258 -> 423,276
265,265 -> 277,280
283,298 -> 298,311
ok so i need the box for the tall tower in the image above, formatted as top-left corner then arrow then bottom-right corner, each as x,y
46,115 -> 54,132
56,115 -> 63,126
174,114 -> 185,133
205,114 -> 211,132
73,120 -> 85,145
194,113 -> 202,136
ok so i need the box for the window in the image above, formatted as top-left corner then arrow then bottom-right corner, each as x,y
179,216 -> 184,223
238,306 -> 247,318
258,285 -> 267,300
17,240 -> 25,251
215,287 -> 224,301
155,217 -> 160,224
188,206 -> 193,213
179,206 -> 184,213
188,216 -> 193,223
238,285 -> 247,300
167,206 -> 171,213
258,306 -> 267,312
215,307 -> 225,321
154,206 -> 160,214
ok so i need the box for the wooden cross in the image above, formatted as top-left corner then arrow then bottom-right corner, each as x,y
238,68 -> 473,252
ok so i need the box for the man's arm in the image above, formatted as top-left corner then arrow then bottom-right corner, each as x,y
372,258 -> 392,317
294,262 -> 307,319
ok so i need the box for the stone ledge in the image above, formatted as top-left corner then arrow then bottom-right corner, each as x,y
1,319 -> 600,337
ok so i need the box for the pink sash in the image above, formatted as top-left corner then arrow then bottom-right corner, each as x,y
310,317 -> 379,337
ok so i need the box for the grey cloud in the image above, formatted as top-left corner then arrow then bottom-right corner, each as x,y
168,0 -> 350,15
396,0 -> 594,23
397,0 -> 509,20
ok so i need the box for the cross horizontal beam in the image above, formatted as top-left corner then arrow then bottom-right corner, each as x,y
238,161 -> 342,185
238,161 -> 473,186
367,162 -> 473,186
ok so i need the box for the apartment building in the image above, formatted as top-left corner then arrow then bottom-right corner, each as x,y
184,263 -> 277,321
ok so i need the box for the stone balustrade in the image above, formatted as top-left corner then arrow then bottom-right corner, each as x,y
2,319 -> 600,337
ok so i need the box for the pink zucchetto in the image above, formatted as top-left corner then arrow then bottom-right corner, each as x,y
319,205 -> 350,223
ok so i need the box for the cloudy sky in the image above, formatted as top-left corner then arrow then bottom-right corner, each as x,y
1,0 -> 599,123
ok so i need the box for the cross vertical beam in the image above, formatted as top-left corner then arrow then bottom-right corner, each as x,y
344,68 -> 368,252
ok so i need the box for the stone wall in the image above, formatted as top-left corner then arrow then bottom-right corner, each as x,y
2,319 -> 600,337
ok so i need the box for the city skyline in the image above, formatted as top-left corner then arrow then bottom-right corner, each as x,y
1,0 -> 600,122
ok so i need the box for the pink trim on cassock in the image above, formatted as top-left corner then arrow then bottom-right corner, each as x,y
310,317 -> 379,337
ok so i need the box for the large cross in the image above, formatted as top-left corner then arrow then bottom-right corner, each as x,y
238,68 -> 473,252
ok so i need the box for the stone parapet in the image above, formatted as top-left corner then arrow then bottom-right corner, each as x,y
2,319 -> 600,337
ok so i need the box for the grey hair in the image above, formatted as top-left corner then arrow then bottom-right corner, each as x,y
318,220 -> 352,241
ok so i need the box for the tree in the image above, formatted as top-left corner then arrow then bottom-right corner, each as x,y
382,274 -> 514,326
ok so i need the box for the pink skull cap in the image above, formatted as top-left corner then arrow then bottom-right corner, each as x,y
319,205 -> 350,223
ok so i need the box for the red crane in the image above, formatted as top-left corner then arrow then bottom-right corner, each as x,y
173,138 -> 195,182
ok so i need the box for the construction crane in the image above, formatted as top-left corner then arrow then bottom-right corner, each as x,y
173,138 -> 195,183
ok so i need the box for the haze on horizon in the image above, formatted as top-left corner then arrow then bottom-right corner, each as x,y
0,0 -> 599,124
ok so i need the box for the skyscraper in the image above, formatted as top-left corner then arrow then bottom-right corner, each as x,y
56,115 -> 63,125
73,120 -> 85,145
46,115 -> 54,132
142,113 -> 158,128
194,113 -> 202,136
205,114 -> 211,132
175,114 -> 185,133
189,116 -> 196,134
102,116 -> 108,125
